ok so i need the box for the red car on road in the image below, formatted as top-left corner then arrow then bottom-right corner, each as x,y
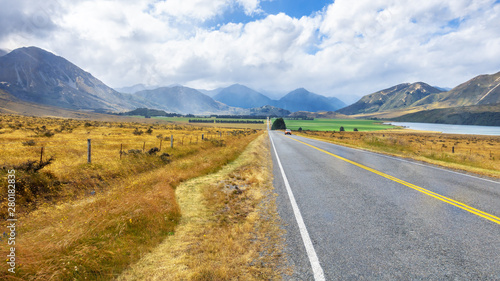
285,129 -> 292,135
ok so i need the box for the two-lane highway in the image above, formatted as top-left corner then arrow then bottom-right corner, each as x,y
269,130 -> 500,280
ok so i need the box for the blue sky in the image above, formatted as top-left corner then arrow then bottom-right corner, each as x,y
208,0 -> 332,29
1,0 -> 499,103
260,0 -> 332,18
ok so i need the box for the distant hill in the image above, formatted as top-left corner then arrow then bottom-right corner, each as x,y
337,82 -> 443,115
213,84 -> 273,109
393,104 -> 500,126
115,84 -> 154,94
288,111 -> 351,119
276,88 -> 346,112
248,105 -> 290,117
135,86 -> 243,115
120,108 -> 181,117
0,47 -> 154,111
0,49 -> 7,57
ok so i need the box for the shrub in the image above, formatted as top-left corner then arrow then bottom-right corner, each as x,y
207,139 -> 226,147
133,128 -> 144,135
12,157 -> 55,173
1,157 -> 59,216
127,149 -> 143,154
160,153 -> 171,163
339,126 -> 345,132
298,127 -> 303,132
148,147 -> 160,155
42,130 -> 55,137
353,128 -> 358,132
22,139 -> 37,146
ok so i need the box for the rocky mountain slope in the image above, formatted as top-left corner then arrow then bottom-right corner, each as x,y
337,82 -> 443,115
417,71 -> 500,108
339,71 -> 500,116
0,47 -> 153,111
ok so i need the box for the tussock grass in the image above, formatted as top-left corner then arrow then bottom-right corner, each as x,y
0,114 -> 260,280
119,133 -> 289,280
297,130 -> 500,178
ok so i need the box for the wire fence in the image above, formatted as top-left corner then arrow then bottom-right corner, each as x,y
0,129 -> 255,166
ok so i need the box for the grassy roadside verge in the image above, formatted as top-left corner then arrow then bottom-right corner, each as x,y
294,130 -> 500,178
1,127 -> 260,280
118,133 -> 289,280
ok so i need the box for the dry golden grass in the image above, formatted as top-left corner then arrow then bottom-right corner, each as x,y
297,130 -> 500,178
119,133 -> 289,280
0,114 -> 261,280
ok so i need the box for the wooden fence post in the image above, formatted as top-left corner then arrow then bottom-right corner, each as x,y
87,139 -> 91,163
120,144 -> 123,159
171,135 -> 173,148
160,139 -> 162,151
40,146 -> 44,164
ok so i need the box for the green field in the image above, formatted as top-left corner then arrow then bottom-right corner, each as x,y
274,118 -> 395,132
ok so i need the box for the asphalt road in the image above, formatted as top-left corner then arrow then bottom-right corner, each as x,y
269,131 -> 500,280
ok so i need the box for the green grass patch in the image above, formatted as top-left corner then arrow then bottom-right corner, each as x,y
274,118 -> 395,132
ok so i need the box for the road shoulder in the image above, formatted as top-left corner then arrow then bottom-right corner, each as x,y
118,133 -> 289,280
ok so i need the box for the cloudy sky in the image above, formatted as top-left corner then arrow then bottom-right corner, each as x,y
1,0 -> 499,102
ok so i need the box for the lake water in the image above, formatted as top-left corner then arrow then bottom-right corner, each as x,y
385,122 -> 500,136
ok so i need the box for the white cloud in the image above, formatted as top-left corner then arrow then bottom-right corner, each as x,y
1,0 -> 499,102
236,0 -> 262,15
150,0 -> 263,22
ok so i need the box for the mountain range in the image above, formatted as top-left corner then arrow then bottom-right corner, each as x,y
338,72 -> 500,117
212,84 -> 346,112
337,82 -> 444,115
0,46 -> 499,125
0,47 -> 346,115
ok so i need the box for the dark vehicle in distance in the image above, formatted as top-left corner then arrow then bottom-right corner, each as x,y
285,129 -> 292,135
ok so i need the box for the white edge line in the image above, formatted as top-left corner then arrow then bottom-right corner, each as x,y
269,131 -> 326,281
302,135 -> 500,185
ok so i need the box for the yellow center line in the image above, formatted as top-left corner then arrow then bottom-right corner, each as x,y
285,135 -> 500,225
